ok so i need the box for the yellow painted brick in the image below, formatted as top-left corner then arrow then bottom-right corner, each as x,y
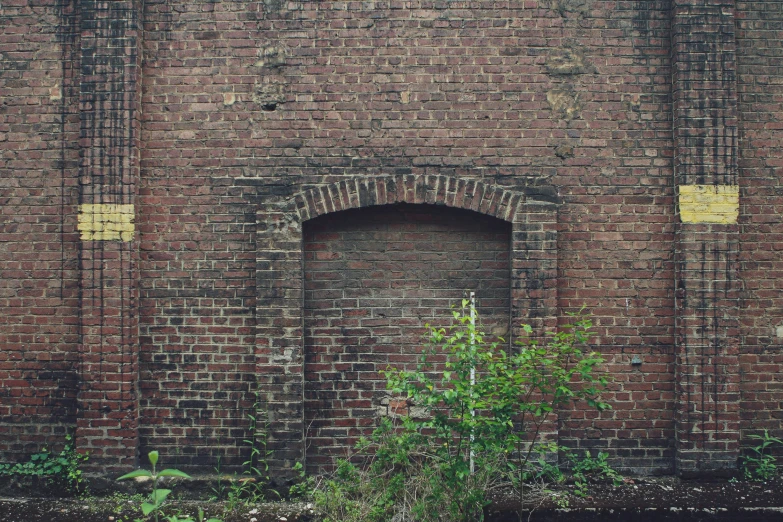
77,204 -> 135,242
678,185 -> 738,224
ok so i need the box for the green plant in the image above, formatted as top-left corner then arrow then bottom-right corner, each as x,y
520,454 -> 565,484
313,303 -> 610,521
394,304 -> 608,513
205,454 -> 232,515
208,454 -> 226,502
312,459 -> 370,522
238,400 -> 276,501
163,508 -> 217,522
212,396 -> 279,515
566,450 -> 623,497
741,430 -> 783,481
288,461 -> 314,499
117,450 -> 221,522
239,396 -> 279,501
82,491 -> 146,516
552,492 -> 570,509
0,432 -> 88,493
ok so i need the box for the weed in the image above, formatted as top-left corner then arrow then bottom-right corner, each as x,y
237,399 -> 276,502
552,492 -> 570,509
566,450 -> 623,497
287,461 -> 314,499
208,454 -> 229,503
741,430 -> 783,481
211,395 -> 279,516
0,432 -> 88,493
117,450 -> 221,522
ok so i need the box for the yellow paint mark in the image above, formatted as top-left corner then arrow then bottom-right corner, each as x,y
77,204 -> 135,241
679,185 -> 739,224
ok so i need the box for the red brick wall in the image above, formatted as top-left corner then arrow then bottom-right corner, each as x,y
2,0 -> 781,478
736,1 -> 783,442
554,1 -> 677,474
137,1 -> 261,468
136,0 -> 676,473
0,0 -> 80,456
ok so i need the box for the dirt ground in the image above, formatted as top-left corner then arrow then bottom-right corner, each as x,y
488,476 -> 783,521
2,477 -> 783,521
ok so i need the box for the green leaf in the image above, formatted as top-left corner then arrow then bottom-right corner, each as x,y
142,502 -> 157,516
117,469 -> 153,480
158,469 -> 191,479
152,488 -> 172,504
148,451 -> 159,467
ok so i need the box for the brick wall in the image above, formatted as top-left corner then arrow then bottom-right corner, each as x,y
670,0 -> 741,475
255,174 -> 557,474
1,0 -> 781,479
136,0 -> 675,474
0,0 -> 80,456
555,0 -> 677,473
736,1 -> 783,444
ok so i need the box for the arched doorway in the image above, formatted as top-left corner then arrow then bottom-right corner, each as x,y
302,204 -> 511,472
254,174 -> 558,477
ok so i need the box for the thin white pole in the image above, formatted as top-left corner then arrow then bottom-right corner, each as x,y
469,291 -> 476,475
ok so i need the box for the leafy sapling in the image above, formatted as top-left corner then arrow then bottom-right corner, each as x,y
117,451 -> 221,522
311,303 -> 611,522
741,430 -> 783,481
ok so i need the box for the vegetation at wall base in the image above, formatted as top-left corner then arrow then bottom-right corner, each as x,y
117,451 -> 222,522
205,394 -> 279,515
740,430 -> 783,482
310,304 -> 613,521
0,432 -> 88,494
566,450 -> 624,497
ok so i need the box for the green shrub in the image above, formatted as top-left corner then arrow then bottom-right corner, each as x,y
313,303 -> 610,521
741,430 -> 783,481
566,450 -> 623,497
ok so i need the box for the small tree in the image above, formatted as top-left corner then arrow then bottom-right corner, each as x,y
314,303 -> 610,521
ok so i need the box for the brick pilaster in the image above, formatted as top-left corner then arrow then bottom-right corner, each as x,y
76,0 -> 141,472
255,204 -> 306,474
671,0 -> 741,475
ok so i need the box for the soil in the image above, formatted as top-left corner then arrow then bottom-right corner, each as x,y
0,497 -> 316,522
1,477 -> 783,521
487,476 -> 783,521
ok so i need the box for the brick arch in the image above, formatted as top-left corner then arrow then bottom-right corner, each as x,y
255,174 -> 558,477
292,175 -> 525,224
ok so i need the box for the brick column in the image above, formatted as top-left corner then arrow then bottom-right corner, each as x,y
671,0 -> 741,475
76,0 -> 141,473
255,204 -> 306,475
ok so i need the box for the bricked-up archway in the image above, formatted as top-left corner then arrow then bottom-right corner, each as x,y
256,175 -> 558,475
303,204 -> 512,472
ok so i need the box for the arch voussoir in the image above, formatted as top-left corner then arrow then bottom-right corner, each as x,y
286,175 -> 529,223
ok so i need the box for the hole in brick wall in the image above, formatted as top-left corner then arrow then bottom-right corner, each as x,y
302,203 -> 512,473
